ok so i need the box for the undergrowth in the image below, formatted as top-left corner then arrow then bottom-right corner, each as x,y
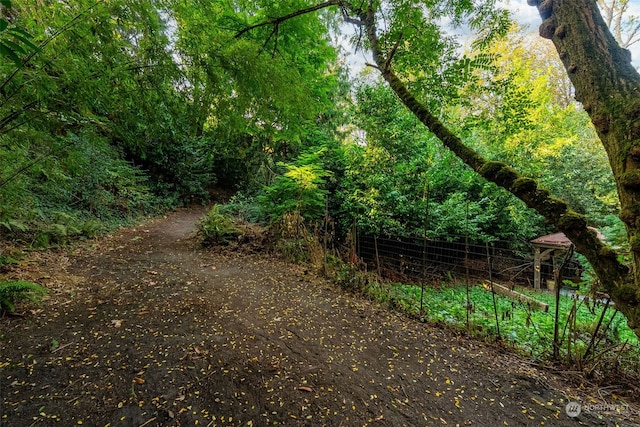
272,212 -> 325,266
213,194 -> 640,380
197,205 -> 242,245
265,220 -> 640,380
0,280 -> 46,313
391,283 -> 636,356
0,132 -> 189,249
357,276 -> 640,377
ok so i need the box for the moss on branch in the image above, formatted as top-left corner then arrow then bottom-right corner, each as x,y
360,0 -> 629,291
557,211 -> 586,231
620,170 -> 640,189
512,177 -> 538,196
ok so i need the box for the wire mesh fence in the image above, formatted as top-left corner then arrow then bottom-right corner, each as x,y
297,210 -> 639,372
355,233 -> 583,288
345,231 -> 640,373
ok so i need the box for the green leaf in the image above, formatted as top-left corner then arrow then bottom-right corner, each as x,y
0,280 -> 46,313
8,29 -> 39,51
7,27 -> 34,38
0,41 -> 21,65
2,38 -> 25,55
0,18 -> 7,32
0,0 -> 11,9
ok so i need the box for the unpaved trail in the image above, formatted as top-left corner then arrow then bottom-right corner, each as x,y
1,208 -> 637,426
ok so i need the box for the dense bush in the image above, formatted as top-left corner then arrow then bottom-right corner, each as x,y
197,205 -> 242,245
333,82 -> 549,243
259,159 -> 330,224
219,193 -> 265,224
0,132 -> 156,246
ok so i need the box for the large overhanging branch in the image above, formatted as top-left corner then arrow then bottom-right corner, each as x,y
359,4 -> 630,293
233,0 -> 631,294
235,0 -> 342,39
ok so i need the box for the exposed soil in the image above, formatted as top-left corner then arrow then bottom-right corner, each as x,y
1,207 -> 639,426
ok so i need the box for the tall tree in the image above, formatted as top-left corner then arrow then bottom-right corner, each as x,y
237,0 -> 640,338
162,0 -> 342,187
1,0 -> 341,206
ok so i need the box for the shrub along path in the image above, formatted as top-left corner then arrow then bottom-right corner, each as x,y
1,207 -> 637,426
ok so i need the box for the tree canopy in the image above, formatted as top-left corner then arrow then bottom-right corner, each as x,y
230,0 -> 640,338
3,0 -> 640,339
0,0 -> 342,242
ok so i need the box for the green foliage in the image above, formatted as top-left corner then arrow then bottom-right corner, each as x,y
275,237 -> 312,264
165,0 -> 342,193
574,214 -> 631,287
0,0 -> 39,66
337,81 -> 547,242
0,0 -> 344,247
0,279 -> 46,313
135,135 -> 214,204
337,23 -> 617,247
354,278 -> 636,363
219,193 -> 265,224
457,26 -> 618,225
0,2 -> 179,245
272,212 -> 326,269
259,150 -> 331,224
197,205 -> 241,246
601,214 -> 629,250
370,0 -> 509,114
330,258 -> 370,293
0,131 -> 155,245
0,253 -> 18,270
0,24 -> 38,66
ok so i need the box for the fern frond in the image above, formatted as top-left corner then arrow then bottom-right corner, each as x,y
0,280 -> 47,313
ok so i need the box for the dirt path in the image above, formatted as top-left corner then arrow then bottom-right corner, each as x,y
1,208 -> 638,426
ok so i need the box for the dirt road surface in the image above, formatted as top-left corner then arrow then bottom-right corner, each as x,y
1,208 -> 637,426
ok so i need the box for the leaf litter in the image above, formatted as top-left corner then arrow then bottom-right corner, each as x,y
1,207 -> 637,426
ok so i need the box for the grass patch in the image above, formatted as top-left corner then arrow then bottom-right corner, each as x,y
387,283 -> 637,361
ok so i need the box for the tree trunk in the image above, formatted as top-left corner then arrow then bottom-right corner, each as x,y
360,2 -> 640,337
235,0 -> 640,338
529,0 -> 640,333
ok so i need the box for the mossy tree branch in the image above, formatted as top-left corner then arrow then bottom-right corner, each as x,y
235,0 -> 640,333
360,4 -> 632,311
526,0 -> 640,329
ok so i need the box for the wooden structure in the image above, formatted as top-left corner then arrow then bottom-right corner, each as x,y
483,281 -> 548,312
530,228 -> 602,289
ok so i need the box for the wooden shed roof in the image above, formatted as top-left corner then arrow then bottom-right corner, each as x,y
530,228 -> 603,248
